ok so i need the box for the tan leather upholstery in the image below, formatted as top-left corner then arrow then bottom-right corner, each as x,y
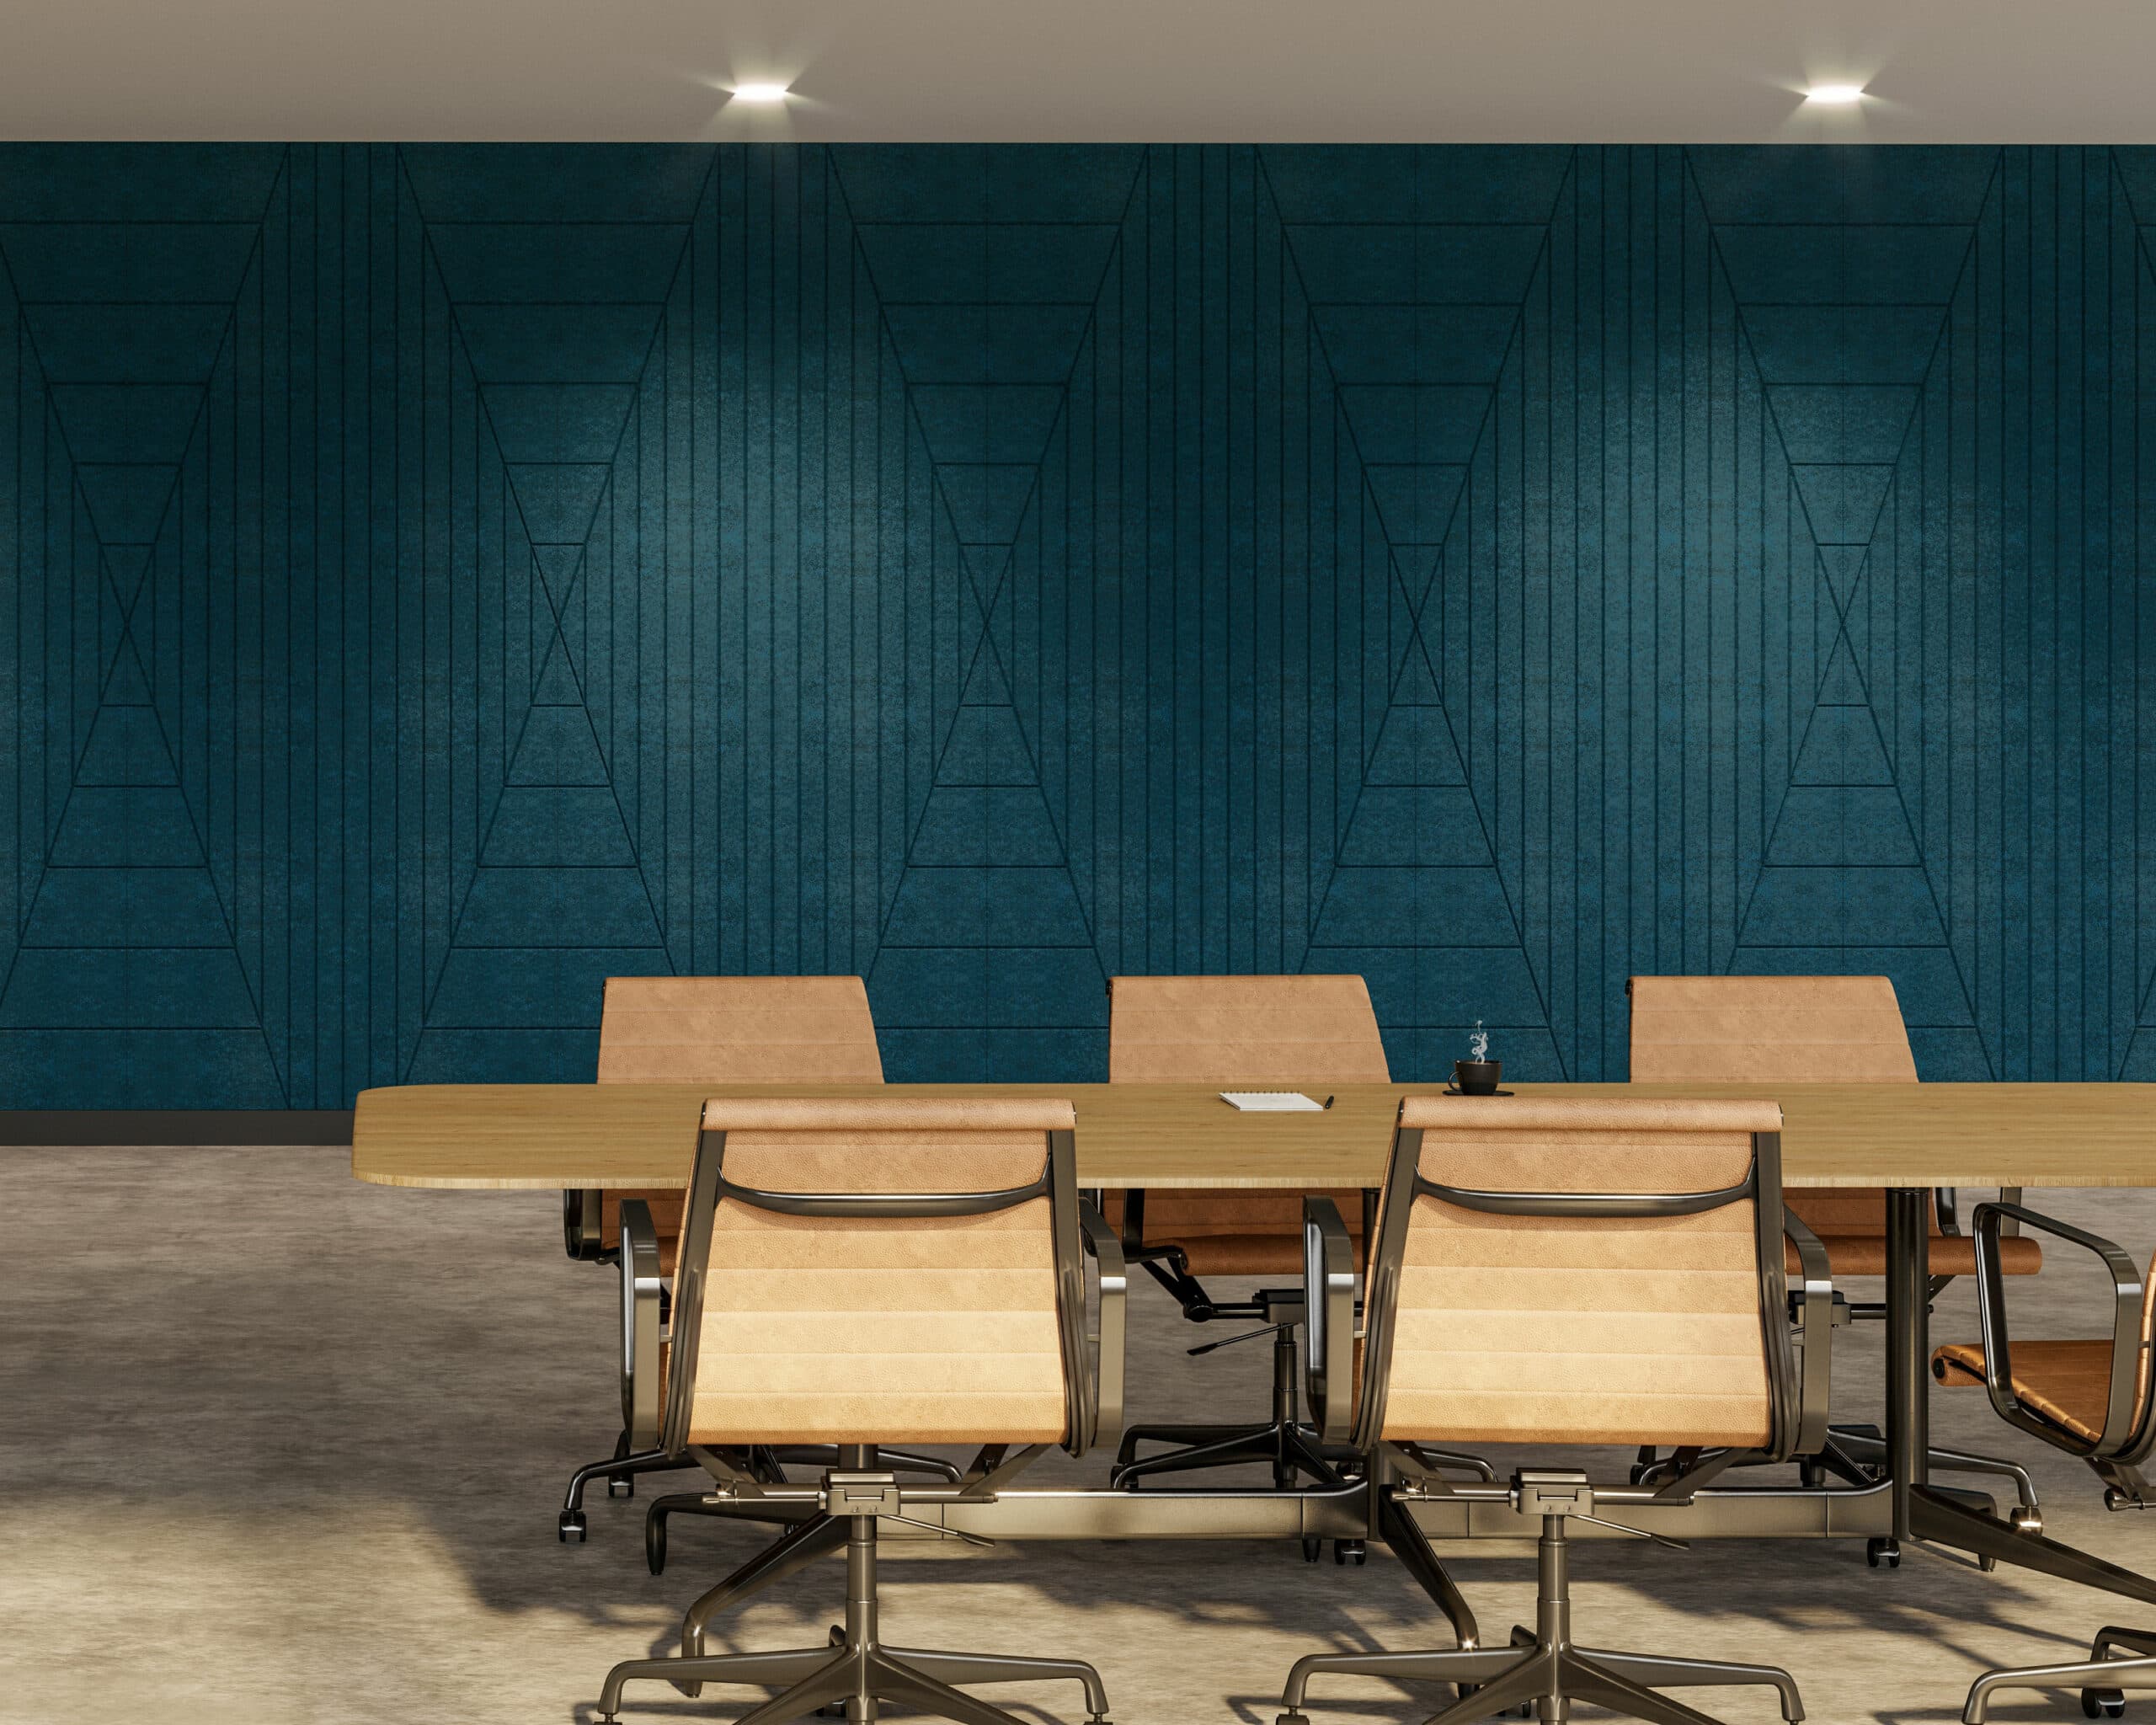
1629,974 -> 2039,1282
1626,975 -> 1919,1084
595,975 -> 884,1263
1107,975 -> 1389,1273
1099,1190 -> 1365,1275
683,1097 -> 1075,1448
1377,1096 -> 1781,1449
1932,1247 -> 2156,1445
597,975 -> 887,1085
1107,974 -> 1396,1086
1784,1230 -> 2041,1279
1933,1343 -> 2116,1445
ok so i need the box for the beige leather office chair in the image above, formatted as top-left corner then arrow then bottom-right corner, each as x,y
1104,975 -> 1400,1514
1629,973 -> 2045,1529
1280,1095 -> 1821,1725
561,975 -> 960,1542
563,974 -> 888,1267
1940,1201 -> 2156,1721
593,1096 -> 1125,1725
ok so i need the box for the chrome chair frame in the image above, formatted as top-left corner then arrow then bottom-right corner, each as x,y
1282,1118 -> 1820,1725
561,1199 -> 963,1546
1631,1183 -> 2045,1530
1957,1202 -> 2153,1723
595,1114 -> 1127,1725
1106,1185 -> 1395,1510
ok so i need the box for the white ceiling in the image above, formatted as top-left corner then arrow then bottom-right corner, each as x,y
6,0 -> 2153,143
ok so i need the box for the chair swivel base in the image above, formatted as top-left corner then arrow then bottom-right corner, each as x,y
1279,1635 -> 1804,1725
563,1436 -> 962,1545
1963,1626 -> 2156,1722
600,1630 -> 1110,1725
1113,1417 -> 1352,1491
1279,1472 -> 1803,1725
598,1496 -> 1110,1725
1814,1424 -> 2041,1531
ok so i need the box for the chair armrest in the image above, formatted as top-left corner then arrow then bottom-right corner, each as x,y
618,1199 -> 666,1450
1079,1201 -> 1128,1453
1972,1200 -> 2148,1458
1783,1207 -> 1833,1459
564,1187 -> 610,1261
1303,1196 -> 1358,1445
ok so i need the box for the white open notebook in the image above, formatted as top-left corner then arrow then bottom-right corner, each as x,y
1218,1091 -> 1325,1112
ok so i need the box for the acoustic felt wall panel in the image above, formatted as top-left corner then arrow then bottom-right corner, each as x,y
2,145 -> 2152,1106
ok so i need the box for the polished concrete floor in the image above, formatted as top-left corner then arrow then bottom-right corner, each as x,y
4,1145 -> 2153,1725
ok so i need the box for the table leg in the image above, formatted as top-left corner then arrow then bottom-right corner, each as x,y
1884,1186 -> 1931,1541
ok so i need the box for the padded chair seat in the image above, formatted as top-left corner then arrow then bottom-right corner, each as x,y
1104,1184 -> 1369,1281
1781,1231 -> 2043,1279
1151,1231 -> 1365,1279
1932,1340 -> 2121,1445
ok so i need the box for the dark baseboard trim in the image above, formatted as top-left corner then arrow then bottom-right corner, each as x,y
0,1110 -> 355,1146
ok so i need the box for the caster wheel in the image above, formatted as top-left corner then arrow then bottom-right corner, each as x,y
645,1510 -> 668,1575
2084,1690 -> 2127,1719
1799,1462 -> 1822,1489
1978,1553 -> 1999,1573
1865,1537 -> 1900,1569
558,1509 -> 587,1543
1300,1538 -> 1321,1563
608,1475 -> 635,1498
1277,1714 -> 1311,1725
2011,1505 -> 2042,1535
1333,1541 -> 1366,1566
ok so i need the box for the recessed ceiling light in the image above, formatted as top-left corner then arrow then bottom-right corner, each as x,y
732,82 -> 790,103
1804,83 -> 1866,104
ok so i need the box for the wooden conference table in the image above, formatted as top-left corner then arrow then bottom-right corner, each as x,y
353,1078 -> 2156,1604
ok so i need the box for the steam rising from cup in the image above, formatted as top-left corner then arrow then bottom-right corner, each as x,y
1468,1019 -> 1488,1063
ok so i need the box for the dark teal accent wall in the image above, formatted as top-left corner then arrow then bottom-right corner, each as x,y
3,144 -> 2153,1107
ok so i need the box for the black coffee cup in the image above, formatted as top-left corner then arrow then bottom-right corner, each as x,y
1453,1060 -> 1502,1095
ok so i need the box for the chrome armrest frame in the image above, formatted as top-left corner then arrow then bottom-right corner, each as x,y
564,1187 -> 611,1262
1782,1206 -> 1833,1458
618,1199 -> 665,1450
1972,1199 -> 2151,1462
1302,1195 -> 1357,1445
1078,1201 -> 1128,1453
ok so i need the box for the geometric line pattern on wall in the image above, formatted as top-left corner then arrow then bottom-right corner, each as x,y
1710,149 -> 1996,1080
841,145 -> 1138,1080
3,143 -> 2154,1105
0,148 -> 290,1104
1285,149 -> 1572,1079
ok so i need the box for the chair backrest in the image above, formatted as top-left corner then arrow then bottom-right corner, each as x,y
1629,973 -> 1913,1237
664,1097 -> 1087,1452
1356,1096 -> 1791,1454
1107,974 -> 1392,1085
1627,974 -> 1916,1083
1107,975 -> 1390,1242
597,975 -> 885,1084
